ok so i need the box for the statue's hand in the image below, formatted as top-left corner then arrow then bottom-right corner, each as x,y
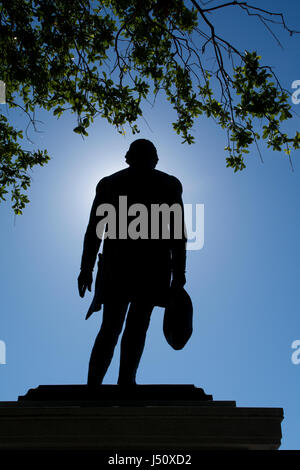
171,272 -> 186,289
78,270 -> 93,298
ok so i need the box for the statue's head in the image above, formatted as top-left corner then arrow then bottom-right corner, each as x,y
125,139 -> 158,169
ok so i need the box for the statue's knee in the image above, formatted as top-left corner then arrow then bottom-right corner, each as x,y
101,322 -> 123,341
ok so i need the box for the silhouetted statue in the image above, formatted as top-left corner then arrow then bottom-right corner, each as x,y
78,139 -> 186,386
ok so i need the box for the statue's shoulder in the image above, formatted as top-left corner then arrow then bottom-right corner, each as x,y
95,168 -> 129,191
153,169 -> 183,192
96,168 -> 183,193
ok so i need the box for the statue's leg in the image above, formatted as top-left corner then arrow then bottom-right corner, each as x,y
117,298 -> 154,385
87,299 -> 129,386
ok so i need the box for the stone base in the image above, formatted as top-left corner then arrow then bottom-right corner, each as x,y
17,384 -> 213,405
0,385 -> 283,450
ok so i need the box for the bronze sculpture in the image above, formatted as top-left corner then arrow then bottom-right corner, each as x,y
78,139 -> 187,386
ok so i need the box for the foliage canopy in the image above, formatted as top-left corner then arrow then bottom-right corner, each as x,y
1,0 -> 300,213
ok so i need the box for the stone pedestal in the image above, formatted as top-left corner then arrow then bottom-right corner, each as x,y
0,385 -> 283,450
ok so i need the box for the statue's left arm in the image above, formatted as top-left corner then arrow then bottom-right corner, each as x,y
170,177 -> 187,289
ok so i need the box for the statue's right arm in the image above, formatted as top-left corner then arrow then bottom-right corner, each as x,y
80,178 -> 108,272
78,179 -> 106,297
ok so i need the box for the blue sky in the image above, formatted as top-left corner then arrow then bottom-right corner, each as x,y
1,0 -> 300,450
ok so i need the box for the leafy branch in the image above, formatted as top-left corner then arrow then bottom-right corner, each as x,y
0,0 -> 300,212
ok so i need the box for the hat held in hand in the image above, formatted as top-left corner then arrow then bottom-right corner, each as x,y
163,287 -> 193,350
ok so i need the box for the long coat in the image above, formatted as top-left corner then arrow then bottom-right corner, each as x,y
80,166 -> 186,315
